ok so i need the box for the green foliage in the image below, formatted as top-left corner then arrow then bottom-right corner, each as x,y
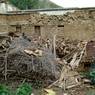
90,71 -> 95,78
37,0 -> 60,9
0,83 -> 32,95
80,72 -> 89,78
0,84 -> 12,95
82,70 -> 95,85
8,0 -> 60,10
9,0 -> 38,10
16,83 -> 32,95
89,70 -> 95,85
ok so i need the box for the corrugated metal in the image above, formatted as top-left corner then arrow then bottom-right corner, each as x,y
7,7 -> 95,15
39,10 -> 74,15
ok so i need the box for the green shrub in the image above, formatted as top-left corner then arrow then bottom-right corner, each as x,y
0,82 -> 32,95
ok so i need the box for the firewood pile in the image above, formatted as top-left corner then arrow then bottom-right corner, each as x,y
56,38 -> 79,59
0,33 -> 88,88
0,33 -> 62,86
48,39 -> 88,90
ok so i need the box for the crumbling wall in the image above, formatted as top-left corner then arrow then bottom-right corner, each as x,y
0,10 -> 95,40
62,10 -> 95,40
0,15 -> 6,24
63,21 -> 95,40
0,14 -> 8,32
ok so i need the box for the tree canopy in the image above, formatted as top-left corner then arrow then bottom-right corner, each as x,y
9,0 -> 39,9
8,0 -> 60,10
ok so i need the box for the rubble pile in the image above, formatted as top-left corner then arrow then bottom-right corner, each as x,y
56,38 -> 79,59
0,33 -> 62,86
0,32 -> 94,93
30,10 -> 95,25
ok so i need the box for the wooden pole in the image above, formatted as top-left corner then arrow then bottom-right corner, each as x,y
4,49 -> 8,80
53,35 -> 56,59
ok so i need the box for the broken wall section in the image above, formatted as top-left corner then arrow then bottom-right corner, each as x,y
0,10 -> 95,40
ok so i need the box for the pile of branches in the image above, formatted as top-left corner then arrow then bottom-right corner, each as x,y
0,32 -> 88,88
0,33 -> 61,87
0,34 -> 61,85
56,38 -> 80,60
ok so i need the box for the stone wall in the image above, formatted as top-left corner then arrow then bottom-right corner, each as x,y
0,9 -> 95,41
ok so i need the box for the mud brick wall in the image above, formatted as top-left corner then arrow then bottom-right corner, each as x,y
0,10 -> 95,40
0,14 -> 8,32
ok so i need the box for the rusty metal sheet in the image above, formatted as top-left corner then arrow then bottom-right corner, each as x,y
86,41 -> 95,59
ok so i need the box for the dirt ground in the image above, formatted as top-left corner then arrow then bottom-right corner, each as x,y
0,77 -> 95,95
